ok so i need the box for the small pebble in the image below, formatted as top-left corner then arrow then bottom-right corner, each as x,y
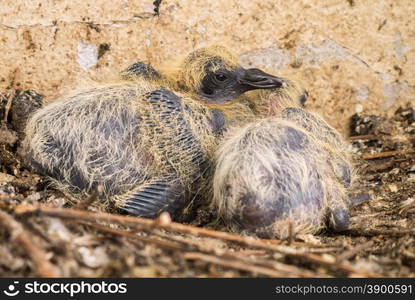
78,246 -> 110,269
0,173 -> 15,183
388,184 -> 398,193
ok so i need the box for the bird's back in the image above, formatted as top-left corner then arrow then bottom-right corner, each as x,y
23,82 -> 157,197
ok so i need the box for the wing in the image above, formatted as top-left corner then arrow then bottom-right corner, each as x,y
142,88 -> 208,173
115,178 -> 185,218
117,88 -> 209,217
121,61 -> 161,81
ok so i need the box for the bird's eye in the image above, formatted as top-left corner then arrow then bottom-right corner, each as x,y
214,74 -> 227,82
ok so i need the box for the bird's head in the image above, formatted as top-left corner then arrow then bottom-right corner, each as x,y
172,46 -> 284,104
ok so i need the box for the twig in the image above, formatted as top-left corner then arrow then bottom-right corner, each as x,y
287,221 -> 294,245
15,204 -> 312,246
58,190 -> 80,205
3,91 -> 15,124
77,220 -> 185,251
344,228 -> 415,237
336,241 -> 373,264
15,204 -> 381,277
0,210 -> 59,277
73,186 -> 102,210
361,149 -> 415,160
80,221 -> 320,277
183,252 -> 287,277
399,198 -> 415,216
305,247 -> 345,254
156,231 -> 333,277
3,68 -> 20,123
365,159 -> 395,172
221,251 -> 324,278
349,135 -> 377,141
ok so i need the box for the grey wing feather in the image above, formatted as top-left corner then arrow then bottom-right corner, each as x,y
121,62 -> 161,80
144,88 -> 208,170
120,178 -> 185,218
119,88 -> 209,217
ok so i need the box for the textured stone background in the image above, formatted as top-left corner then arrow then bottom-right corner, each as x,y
1,0 -> 414,133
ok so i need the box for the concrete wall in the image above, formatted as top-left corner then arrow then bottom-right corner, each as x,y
1,0 -> 414,132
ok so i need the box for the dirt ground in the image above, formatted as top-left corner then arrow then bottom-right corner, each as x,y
0,88 -> 413,277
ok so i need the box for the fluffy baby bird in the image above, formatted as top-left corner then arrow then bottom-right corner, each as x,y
212,107 -> 352,239
22,46 -> 284,219
121,46 -> 292,128
122,47 -> 309,125
121,51 -> 351,237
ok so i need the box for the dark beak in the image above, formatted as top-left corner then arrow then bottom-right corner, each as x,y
237,68 -> 284,90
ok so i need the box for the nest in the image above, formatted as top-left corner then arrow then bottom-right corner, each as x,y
0,88 -> 414,277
